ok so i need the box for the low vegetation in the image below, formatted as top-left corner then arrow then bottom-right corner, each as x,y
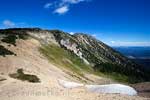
0,78 -> 6,81
1,34 -> 28,46
9,69 -> 40,83
39,44 -> 93,77
0,45 -> 16,57
1,35 -> 18,46
39,44 -> 148,83
94,63 -> 150,83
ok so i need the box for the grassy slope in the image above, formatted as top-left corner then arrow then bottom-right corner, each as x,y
39,44 -> 132,83
39,44 -> 93,77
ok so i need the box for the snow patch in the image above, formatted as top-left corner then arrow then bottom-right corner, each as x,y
85,84 -> 137,96
58,79 -> 137,96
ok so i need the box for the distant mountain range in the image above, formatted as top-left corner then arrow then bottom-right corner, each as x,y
113,46 -> 150,70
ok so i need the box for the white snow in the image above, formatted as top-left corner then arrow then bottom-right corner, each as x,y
58,79 -> 84,89
58,80 -> 137,96
85,84 -> 137,96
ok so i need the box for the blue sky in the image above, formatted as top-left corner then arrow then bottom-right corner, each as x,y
0,0 -> 150,46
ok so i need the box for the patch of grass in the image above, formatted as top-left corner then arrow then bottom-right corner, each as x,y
0,45 -> 16,57
18,34 -> 28,40
39,44 -> 93,77
9,69 -> 40,83
94,63 -> 147,83
92,71 -> 129,84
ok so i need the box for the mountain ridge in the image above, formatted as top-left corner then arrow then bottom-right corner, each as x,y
0,28 -> 150,83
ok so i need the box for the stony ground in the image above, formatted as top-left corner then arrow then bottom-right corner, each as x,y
132,82 -> 150,98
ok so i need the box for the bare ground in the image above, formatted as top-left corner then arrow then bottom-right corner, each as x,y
0,39 -> 149,100
132,82 -> 150,98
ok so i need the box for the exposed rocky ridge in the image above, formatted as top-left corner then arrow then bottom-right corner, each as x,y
72,33 -> 149,81
0,28 -> 150,83
44,29 -> 150,83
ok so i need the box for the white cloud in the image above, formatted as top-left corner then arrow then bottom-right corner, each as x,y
1,20 -> 29,29
69,32 -> 74,35
62,0 -> 85,4
44,0 -> 91,15
3,20 -> 15,28
44,3 -> 52,8
54,6 -> 69,14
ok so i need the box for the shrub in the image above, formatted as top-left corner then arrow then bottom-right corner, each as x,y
1,35 -> 18,46
1,33 -> 28,46
0,45 -> 15,57
9,69 -> 40,83
0,78 -> 6,81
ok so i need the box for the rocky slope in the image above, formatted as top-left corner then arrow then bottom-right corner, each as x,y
0,28 -> 150,100
39,29 -> 150,83
0,28 -> 150,83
